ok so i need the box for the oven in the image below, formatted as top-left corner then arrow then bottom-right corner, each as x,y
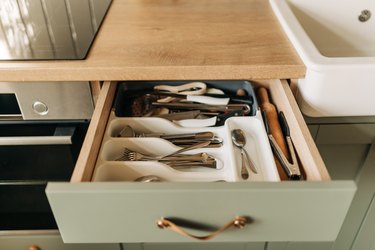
0,82 -> 93,231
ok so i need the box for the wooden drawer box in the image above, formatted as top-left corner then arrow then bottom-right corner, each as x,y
46,80 -> 356,243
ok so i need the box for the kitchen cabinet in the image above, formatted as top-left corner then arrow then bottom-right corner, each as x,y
0,0 -> 362,247
306,118 -> 375,250
332,136 -> 375,250
0,233 -> 120,250
313,123 -> 375,180
351,193 -> 375,250
267,242 -> 333,250
135,242 -> 265,250
243,120 -> 375,250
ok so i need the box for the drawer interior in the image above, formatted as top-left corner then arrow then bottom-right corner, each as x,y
71,79 -> 330,183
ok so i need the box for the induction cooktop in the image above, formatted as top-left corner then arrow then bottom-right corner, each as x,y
0,0 -> 112,60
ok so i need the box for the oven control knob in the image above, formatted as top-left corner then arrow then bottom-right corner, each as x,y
32,101 -> 49,115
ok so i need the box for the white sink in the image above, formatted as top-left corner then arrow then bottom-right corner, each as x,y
270,0 -> 375,117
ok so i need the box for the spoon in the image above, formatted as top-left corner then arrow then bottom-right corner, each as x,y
133,175 -> 162,182
117,125 -> 136,137
231,129 -> 258,179
133,175 -> 226,182
117,125 -> 215,141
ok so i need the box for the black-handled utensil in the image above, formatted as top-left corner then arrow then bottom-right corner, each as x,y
263,111 -> 302,180
278,111 -> 290,137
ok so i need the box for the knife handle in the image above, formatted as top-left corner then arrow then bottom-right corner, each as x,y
257,87 -> 290,180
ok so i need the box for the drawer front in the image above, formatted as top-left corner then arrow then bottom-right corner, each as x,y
47,182 -> 355,243
46,80 -> 356,243
0,234 -> 120,250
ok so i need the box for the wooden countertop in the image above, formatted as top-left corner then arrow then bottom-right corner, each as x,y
0,0 -> 305,81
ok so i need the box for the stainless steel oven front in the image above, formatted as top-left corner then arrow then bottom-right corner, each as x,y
0,82 -> 93,232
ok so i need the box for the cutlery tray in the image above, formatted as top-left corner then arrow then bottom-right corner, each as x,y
113,80 -> 258,118
93,114 -> 279,182
92,81 -> 279,182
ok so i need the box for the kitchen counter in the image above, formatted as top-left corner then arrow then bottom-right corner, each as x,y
0,0 -> 305,82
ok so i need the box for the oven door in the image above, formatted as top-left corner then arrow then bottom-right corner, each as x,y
0,121 -> 89,230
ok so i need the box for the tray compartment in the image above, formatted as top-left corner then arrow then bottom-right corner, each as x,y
113,80 -> 258,118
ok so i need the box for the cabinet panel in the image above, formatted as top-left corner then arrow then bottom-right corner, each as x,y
316,124 -> 375,145
351,193 -> 375,250
318,144 -> 369,180
314,124 -> 375,180
267,242 -> 333,250
307,125 -> 319,140
142,242 -> 265,250
331,141 -> 375,250
122,242 -> 265,250
0,234 -> 120,250
310,122 -> 375,250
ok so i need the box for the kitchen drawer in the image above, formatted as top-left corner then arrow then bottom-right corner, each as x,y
0,233 -> 119,250
46,80 -> 356,243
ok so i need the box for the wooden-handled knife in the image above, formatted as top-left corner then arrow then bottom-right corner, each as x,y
257,87 -> 290,180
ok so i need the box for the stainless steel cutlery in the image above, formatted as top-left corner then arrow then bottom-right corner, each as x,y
231,129 -> 258,179
116,148 -> 217,169
117,125 -> 222,148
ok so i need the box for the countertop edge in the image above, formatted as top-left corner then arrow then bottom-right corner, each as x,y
0,64 -> 305,82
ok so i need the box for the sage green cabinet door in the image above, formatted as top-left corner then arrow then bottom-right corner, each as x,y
0,234 -> 120,250
307,125 -> 319,140
315,124 -> 375,180
122,243 -> 143,250
318,144 -> 368,180
266,242 -> 333,250
308,123 -> 375,250
329,141 -> 375,250
141,242 -> 265,250
122,242 -> 265,250
351,194 -> 375,250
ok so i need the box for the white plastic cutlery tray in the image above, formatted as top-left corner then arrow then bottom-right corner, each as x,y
92,113 -> 279,182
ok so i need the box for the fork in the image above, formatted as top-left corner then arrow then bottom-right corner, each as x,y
167,159 -> 217,169
115,148 -> 159,161
116,148 -> 212,162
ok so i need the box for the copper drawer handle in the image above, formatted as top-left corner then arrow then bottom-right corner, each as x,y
28,245 -> 41,250
156,216 -> 247,241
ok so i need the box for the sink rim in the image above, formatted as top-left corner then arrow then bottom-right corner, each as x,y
269,0 -> 375,70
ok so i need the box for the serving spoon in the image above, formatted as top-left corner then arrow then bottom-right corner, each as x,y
134,175 -> 162,182
133,175 -> 226,182
231,129 -> 258,179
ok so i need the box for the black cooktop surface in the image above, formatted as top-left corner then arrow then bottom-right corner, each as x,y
0,0 -> 112,60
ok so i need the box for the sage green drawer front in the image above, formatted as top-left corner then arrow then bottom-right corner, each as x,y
46,182 -> 355,243
141,242 -> 265,250
0,234 -> 120,250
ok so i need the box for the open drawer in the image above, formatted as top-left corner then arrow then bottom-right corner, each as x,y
46,80 -> 356,243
